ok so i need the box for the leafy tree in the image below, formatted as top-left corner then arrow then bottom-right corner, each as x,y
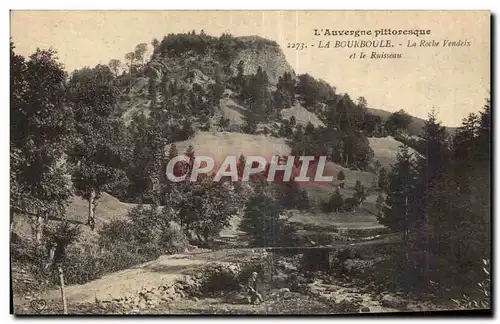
177,119 -> 195,141
133,43 -> 148,66
362,113 -> 383,136
386,109 -> 412,135
275,181 -> 310,210
169,176 -> 236,245
240,189 -> 295,247
151,38 -> 160,50
342,132 -> 374,169
10,45 -> 74,241
356,96 -> 368,109
68,65 -> 129,230
108,59 -> 121,77
296,73 -> 335,108
127,111 -> 170,204
125,52 -> 135,73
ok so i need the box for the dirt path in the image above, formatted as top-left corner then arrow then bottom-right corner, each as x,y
18,248 -> 264,306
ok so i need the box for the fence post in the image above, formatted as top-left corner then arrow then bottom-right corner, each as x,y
58,266 -> 68,314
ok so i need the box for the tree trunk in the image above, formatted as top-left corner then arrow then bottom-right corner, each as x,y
10,210 -> 14,234
35,215 -> 44,244
58,267 -> 68,314
404,196 -> 409,262
88,190 -> 96,231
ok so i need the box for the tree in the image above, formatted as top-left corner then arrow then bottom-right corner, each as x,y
375,193 -> 385,216
108,59 -> 121,77
379,144 -> 417,249
328,187 -> 344,213
168,143 -> 179,160
236,60 -> 244,87
125,52 -> 135,73
378,167 -> 389,191
353,181 -> 367,206
275,72 -> 296,108
419,101 -> 491,289
178,120 -> 195,141
10,45 -> 74,241
127,111 -> 170,204
240,189 -> 295,247
411,110 -> 449,272
169,176 -> 236,245
237,154 -> 246,179
133,43 -> 148,66
218,116 -> 230,131
243,114 -> 258,134
356,96 -> 368,109
151,38 -> 160,50
241,66 -> 272,120
68,65 -> 129,230
337,170 -> 345,181
354,180 -> 362,192
386,109 -> 412,135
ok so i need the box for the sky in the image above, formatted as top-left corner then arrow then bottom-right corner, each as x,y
10,10 -> 490,126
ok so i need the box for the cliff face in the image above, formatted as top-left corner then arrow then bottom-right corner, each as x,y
120,34 -> 296,122
230,38 -> 295,84
143,35 -> 294,89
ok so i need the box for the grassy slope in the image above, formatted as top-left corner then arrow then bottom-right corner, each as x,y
368,136 -> 418,170
170,131 -> 384,231
13,132 -> 401,239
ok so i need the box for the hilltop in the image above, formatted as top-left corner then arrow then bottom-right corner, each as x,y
367,107 -> 456,136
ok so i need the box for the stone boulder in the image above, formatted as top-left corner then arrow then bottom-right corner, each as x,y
380,294 -> 408,309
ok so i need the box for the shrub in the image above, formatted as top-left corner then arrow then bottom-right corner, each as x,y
198,263 -> 242,296
48,206 -> 188,286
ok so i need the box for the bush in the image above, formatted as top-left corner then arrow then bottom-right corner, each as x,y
197,261 -> 267,297
198,263 -> 242,296
49,206 -> 188,286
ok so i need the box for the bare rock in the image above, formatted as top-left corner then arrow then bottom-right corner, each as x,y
380,294 -> 408,309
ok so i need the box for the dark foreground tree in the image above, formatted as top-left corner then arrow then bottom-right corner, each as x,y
10,44 -> 73,242
379,144 -> 417,249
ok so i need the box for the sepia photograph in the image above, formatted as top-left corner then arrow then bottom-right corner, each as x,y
9,10 -> 491,315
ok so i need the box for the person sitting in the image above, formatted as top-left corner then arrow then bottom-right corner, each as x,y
247,272 -> 264,304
